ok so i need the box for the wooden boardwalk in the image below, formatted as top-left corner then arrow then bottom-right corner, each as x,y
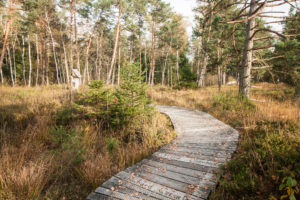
87,105 -> 239,200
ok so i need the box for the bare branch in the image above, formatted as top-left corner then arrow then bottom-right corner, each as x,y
227,0 -> 267,24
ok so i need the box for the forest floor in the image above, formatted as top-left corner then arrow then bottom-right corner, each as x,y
0,85 -> 176,200
150,82 -> 300,200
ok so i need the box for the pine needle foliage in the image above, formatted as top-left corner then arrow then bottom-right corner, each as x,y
110,63 -> 153,127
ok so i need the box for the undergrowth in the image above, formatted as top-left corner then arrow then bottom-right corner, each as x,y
0,64 -> 176,200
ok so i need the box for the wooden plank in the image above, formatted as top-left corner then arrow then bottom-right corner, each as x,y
95,187 -> 139,200
102,177 -> 159,200
125,166 -> 207,199
115,171 -> 195,200
108,176 -> 169,200
161,145 -> 232,158
130,162 -> 215,192
87,192 -> 113,200
153,152 -> 220,168
143,159 -> 217,182
151,155 -> 217,174
159,149 -> 228,162
169,141 -> 237,150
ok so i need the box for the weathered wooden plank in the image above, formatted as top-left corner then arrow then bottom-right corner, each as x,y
108,176 -> 169,200
95,187 -> 139,200
128,162 -> 215,193
159,149 -> 228,162
115,171 -> 195,200
153,152 -> 221,168
124,167 -> 206,199
87,192 -> 113,200
143,159 -> 217,182
168,142 -> 237,151
151,155 -> 217,174
161,145 -> 232,158
102,177 -> 159,200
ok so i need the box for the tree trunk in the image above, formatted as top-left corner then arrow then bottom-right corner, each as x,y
167,62 -> 170,86
7,46 -> 14,86
60,57 -> 66,83
239,0 -> 257,98
217,43 -> 222,91
107,1 -> 122,84
170,63 -> 173,87
198,55 -> 208,87
62,41 -> 69,84
42,40 -> 45,85
12,39 -> 17,84
46,10 -> 60,85
46,41 -> 49,86
139,36 -> 142,76
162,48 -> 170,85
117,30 -> 121,85
28,36 -> 32,87
218,65 -> 222,91
129,9 -> 135,64
222,66 -> 227,85
0,0 -> 13,77
74,0 -> 80,73
22,36 -> 26,85
176,48 -> 180,85
95,36 -> 99,80
144,43 -> 148,83
197,2 -> 214,87
35,34 -> 40,86
149,23 -> 156,85
0,66 -> 3,84
83,35 -> 92,84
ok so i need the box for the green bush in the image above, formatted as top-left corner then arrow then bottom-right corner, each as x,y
110,63 -> 153,127
105,137 -> 119,152
80,80 -> 111,107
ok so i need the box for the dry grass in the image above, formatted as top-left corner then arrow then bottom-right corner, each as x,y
0,86 -> 176,200
149,83 -> 300,200
149,83 -> 299,124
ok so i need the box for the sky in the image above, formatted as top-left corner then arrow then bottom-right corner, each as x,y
163,0 -> 296,36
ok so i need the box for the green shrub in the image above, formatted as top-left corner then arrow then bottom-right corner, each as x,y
110,63 -> 153,127
105,137 -> 119,152
80,80 -> 111,107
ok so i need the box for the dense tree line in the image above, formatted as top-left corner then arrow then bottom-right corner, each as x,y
0,0 -> 188,87
0,0 -> 299,98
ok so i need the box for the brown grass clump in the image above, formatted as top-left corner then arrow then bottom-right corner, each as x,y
149,83 -> 300,200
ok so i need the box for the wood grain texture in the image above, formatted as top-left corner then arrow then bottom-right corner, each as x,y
87,105 -> 239,200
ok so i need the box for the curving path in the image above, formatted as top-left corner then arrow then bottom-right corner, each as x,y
87,105 -> 239,200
